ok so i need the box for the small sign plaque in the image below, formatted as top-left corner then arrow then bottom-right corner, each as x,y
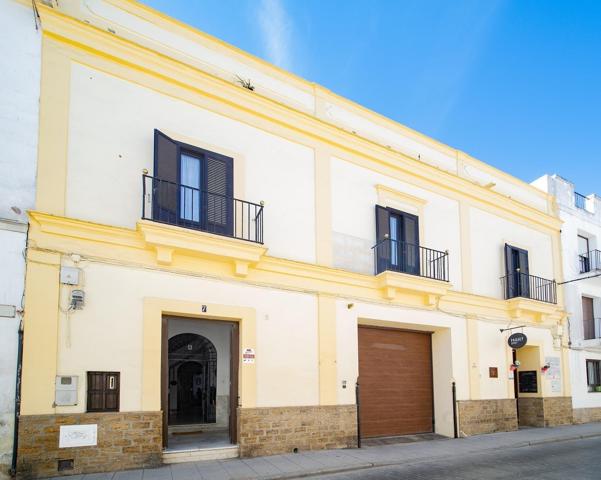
489,367 -> 498,378
242,348 -> 255,364
508,332 -> 527,349
59,424 -> 97,448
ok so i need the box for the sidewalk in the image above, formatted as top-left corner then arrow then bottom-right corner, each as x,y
52,423 -> 601,480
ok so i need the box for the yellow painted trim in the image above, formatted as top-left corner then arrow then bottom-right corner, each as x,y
33,9 -> 563,235
28,211 -> 567,327
142,297 -> 257,411
138,220 -> 267,276
317,295 -> 337,405
20,249 -> 61,415
466,316 -> 480,400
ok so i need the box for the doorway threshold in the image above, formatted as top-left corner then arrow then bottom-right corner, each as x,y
163,444 -> 239,464
362,432 -> 447,447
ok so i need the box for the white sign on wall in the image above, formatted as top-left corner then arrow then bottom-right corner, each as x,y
242,348 -> 255,364
545,356 -> 561,393
59,424 -> 98,448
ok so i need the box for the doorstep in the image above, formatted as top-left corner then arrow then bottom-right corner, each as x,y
162,445 -> 240,464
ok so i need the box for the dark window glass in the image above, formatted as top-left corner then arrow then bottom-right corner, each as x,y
587,360 -> 601,393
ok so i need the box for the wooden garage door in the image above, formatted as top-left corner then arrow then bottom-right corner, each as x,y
358,326 -> 433,438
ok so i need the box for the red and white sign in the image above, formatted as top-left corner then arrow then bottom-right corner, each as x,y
242,348 -> 255,364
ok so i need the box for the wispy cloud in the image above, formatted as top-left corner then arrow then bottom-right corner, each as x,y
257,0 -> 293,70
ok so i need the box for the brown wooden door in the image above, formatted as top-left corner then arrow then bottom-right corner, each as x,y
229,323 -> 239,444
358,326 -> 433,438
583,296 -> 595,340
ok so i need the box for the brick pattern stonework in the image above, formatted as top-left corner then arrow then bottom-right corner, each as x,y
238,405 -> 357,457
17,412 -> 162,479
457,399 -> 518,435
518,397 -> 573,427
542,397 -> 573,427
573,407 -> 601,424
517,398 -> 545,427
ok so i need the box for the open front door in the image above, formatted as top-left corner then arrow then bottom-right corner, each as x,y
229,323 -> 240,444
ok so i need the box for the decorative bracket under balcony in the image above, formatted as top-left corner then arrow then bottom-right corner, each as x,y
138,220 -> 267,277
505,297 -> 564,324
375,270 -> 451,305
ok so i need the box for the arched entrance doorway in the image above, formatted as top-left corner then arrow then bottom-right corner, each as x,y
168,333 -> 217,425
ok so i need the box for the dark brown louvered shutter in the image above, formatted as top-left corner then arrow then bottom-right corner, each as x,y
402,212 -> 420,275
87,372 -> 120,412
205,154 -> 233,235
583,297 -> 595,340
375,206 -> 390,274
154,130 -> 179,224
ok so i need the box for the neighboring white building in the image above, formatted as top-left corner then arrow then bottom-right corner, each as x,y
533,174 -> 601,422
0,0 -> 41,477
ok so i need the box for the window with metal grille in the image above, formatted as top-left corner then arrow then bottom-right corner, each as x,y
586,360 -> 601,393
87,371 -> 120,412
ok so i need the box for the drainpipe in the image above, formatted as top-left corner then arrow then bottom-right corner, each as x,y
452,381 -> 458,438
10,319 -> 24,477
355,378 -> 361,448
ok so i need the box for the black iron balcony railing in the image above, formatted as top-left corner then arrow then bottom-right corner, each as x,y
575,192 -> 588,210
500,272 -> 557,304
372,237 -> 449,282
579,250 -> 601,273
142,174 -> 264,244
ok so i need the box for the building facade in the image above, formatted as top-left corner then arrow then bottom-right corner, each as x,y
0,1 -> 41,478
533,175 -> 601,424
16,1 -> 571,478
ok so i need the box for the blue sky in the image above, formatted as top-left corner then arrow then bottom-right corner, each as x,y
142,0 -> 601,194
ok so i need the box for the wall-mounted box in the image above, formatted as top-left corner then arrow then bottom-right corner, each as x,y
0,304 -> 16,318
55,375 -> 78,406
60,267 -> 80,285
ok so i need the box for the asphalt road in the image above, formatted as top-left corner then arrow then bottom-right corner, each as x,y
305,436 -> 601,480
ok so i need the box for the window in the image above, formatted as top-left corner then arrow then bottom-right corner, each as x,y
87,371 -> 120,412
579,235 -> 591,272
153,130 -> 233,234
375,205 -> 419,275
587,360 -> 601,392
583,296 -> 596,340
504,244 -> 530,299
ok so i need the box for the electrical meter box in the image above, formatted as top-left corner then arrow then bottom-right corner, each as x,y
55,375 -> 78,406
60,267 -> 80,285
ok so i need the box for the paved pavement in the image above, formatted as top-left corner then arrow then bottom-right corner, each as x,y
306,436 -> 601,479
51,423 -> 601,480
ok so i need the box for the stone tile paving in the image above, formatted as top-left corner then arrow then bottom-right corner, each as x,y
51,422 -> 601,480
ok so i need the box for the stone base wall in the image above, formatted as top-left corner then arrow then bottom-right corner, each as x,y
457,399 -> 518,436
518,397 -> 573,427
17,412 -> 162,479
542,397 -> 573,427
238,405 -> 357,457
517,398 -> 545,427
573,407 -> 601,424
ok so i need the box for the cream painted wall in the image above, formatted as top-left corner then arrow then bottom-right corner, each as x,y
469,207 -> 555,299
477,321 -> 511,400
54,260 -> 319,413
330,157 -> 462,288
65,63 -> 316,264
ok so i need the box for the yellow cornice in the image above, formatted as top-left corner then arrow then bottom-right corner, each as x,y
28,212 -> 566,326
376,184 -> 428,209
35,6 -> 562,234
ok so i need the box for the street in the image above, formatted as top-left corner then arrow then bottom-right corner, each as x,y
306,436 -> 601,480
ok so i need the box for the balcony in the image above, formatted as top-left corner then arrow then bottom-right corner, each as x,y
142,174 -> 264,243
372,238 -> 449,282
575,191 -> 588,210
580,250 -> 601,273
500,272 -> 557,304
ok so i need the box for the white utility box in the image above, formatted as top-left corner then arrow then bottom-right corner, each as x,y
55,375 -> 78,406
